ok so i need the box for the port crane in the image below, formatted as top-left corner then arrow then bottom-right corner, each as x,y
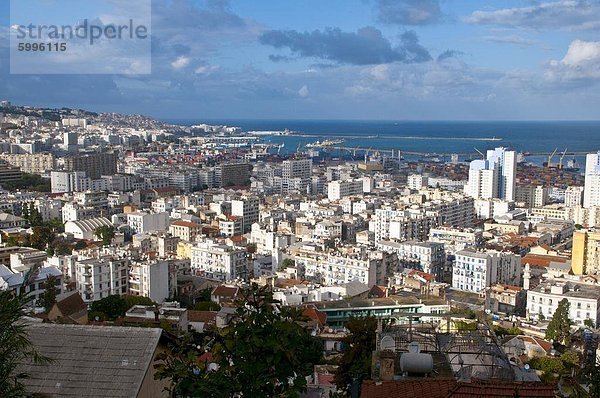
547,147 -> 558,168
558,148 -> 568,169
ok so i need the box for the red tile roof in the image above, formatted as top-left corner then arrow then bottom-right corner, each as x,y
212,285 -> 239,298
170,220 -> 201,228
369,285 -> 387,298
317,373 -> 335,386
361,379 -> 556,398
448,381 -> 556,397
361,378 -> 457,398
302,307 -> 327,326
188,310 -> 217,325
522,253 -> 568,267
409,270 -> 435,282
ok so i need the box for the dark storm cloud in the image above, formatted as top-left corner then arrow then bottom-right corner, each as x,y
260,27 -> 432,65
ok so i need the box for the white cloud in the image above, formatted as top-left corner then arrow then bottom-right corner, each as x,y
545,40 -> 600,85
298,85 -> 309,98
171,56 -> 190,70
194,64 -> 220,75
483,35 -> 535,47
466,1 -> 600,31
561,40 -> 600,66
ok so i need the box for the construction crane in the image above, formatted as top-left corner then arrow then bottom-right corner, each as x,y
474,147 -> 485,159
558,147 -> 568,169
547,147 -> 558,168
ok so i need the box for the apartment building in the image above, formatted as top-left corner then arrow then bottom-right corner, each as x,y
190,240 -> 247,281
0,153 -> 54,174
452,249 -> 522,293
75,256 -> 129,302
377,240 -> 445,281
527,280 -> 600,327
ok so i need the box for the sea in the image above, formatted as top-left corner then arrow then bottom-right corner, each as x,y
165,119 -> 600,167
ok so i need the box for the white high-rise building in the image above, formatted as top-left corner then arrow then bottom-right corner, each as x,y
231,196 -> 259,233
464,147 -> 516,201
465,159 -> 499,199
584,152 -> 600,208
489,147 -> 516,202
565,186 -> 584,207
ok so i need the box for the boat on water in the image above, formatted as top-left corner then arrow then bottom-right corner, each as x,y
306,139 -> 344,148
248,129 -> 292,136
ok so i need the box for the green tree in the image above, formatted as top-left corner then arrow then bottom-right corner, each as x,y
0,287 -> 52,395
334,316 -> 378,397
545,298 -> 573,346
37,275 -> 60,313
278,258 -> 295,271
94,225 -> 115,246
30,226 -> 55,251
73,241 -> 87,250
155,284 -> 322,397
191,301 -> 221,311
560,350 -> 580,373
585,357 -> 600,397
21,203 -> 30,222
4,235 -> 20,247
89,295 -> 154,321
584,319 -> 595,329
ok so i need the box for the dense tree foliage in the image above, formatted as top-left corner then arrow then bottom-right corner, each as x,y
493,325 -> 523,337
95,225 -> 116,246
0,287 -> 51,396
585,358 -> 600,397
155,284 -> 322,397
1,174 -> 51,192
37,275 -> 60,313
334,316 -> 378,397
89,295 -> 154,321
191,301 -> 221,311
545,298 -> 573,346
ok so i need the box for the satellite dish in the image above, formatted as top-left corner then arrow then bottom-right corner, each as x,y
380,336 -> 395,351
408,342 -> 420,354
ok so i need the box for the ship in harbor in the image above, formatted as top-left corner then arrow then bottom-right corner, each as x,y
306,139 -> 344,148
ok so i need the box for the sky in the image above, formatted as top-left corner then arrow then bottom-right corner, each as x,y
1,0 -> 600,120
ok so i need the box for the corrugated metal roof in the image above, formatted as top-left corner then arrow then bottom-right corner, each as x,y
15,323 -> 162,397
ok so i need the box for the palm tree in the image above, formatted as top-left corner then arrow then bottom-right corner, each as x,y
0,282 -> 51,396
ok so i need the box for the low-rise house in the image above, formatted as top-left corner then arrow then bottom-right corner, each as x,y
502,335 -> 552,361
211,285 -> 239,304
169,220 -> 202,242
484,284 -> 526,316
188,310 -> 217,332
124,303 -> 188,331
48,291 -> 88,324
0,213 -> 26,229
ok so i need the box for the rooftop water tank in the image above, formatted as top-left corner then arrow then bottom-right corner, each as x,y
399,353 -> 433,374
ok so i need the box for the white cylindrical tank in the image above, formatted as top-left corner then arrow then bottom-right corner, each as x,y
399,353 -> 433,374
